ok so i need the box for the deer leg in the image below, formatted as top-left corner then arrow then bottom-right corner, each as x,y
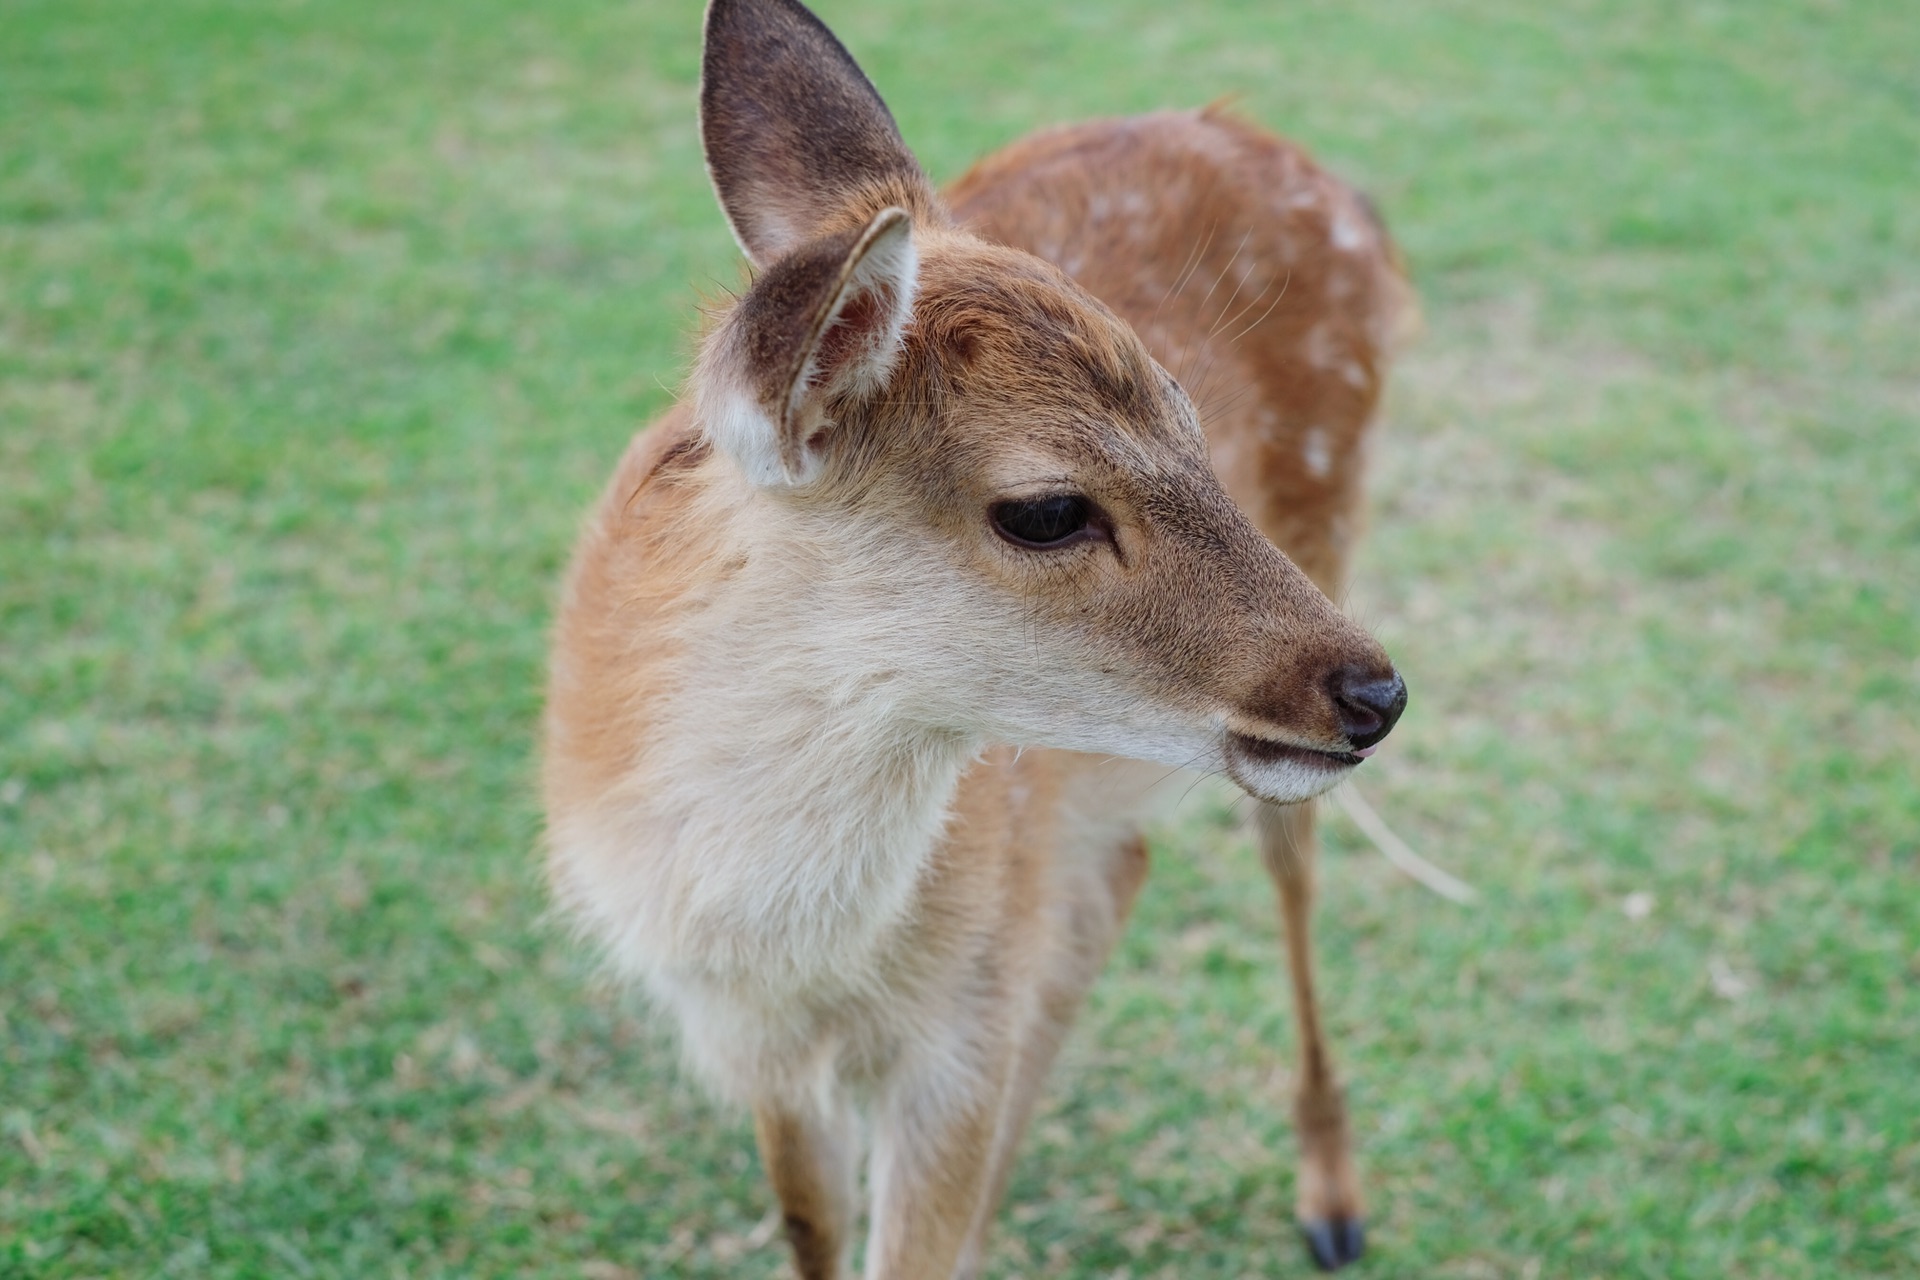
1258,799 -> 1365,1271
861,1041 -> 1010,1280
753,1089 -> 860,1280
952,833 -> 1152,1278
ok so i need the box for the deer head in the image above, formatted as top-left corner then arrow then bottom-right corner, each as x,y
692,0 -> 1404,804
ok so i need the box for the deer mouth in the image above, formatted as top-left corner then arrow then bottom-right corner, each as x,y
1219,730 -> 1368,804
1224,731 -> 1366,771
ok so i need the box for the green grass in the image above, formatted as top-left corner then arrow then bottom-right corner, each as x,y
3,0 -> 1916,1276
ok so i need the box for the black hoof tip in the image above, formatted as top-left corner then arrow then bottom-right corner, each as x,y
1300,1216 -> 1366,1271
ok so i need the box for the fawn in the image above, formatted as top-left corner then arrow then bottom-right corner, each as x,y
543,0 -> 1412,1273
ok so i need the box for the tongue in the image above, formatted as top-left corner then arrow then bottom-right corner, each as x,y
1352,744 -> 1381,759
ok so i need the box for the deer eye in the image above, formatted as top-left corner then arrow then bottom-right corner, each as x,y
991,494 -> 1095,548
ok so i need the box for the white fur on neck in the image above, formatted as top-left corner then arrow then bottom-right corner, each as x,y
547,481 -> 977,1079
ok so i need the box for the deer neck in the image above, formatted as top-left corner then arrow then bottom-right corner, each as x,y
579,477 -> 980,997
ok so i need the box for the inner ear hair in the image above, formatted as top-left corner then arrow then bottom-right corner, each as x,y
701,0 -> 945,266
697,207 -> 918,487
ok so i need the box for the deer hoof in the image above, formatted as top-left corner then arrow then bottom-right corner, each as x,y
1300,1216 -> 1366,1271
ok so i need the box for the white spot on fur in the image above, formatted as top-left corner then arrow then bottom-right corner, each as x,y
1302,321 -> 1339,372
1330,209 -> 1367,253
1302,427 -> 1333,479
1300,320 -> 1375,391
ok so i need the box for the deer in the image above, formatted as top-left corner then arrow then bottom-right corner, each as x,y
542,0 -> 1414,1274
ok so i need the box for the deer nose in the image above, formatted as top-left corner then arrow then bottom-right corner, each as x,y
1331,667 -> 1407,751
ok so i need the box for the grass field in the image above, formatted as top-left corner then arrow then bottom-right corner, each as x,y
4,0 -> 1917,1276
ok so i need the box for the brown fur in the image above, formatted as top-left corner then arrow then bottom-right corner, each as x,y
947,108 -> 1409,1256
948,107 -> 1412,591
543,3 -> 1409,1275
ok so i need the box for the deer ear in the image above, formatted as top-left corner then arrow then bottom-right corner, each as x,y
698,207 -> 917,487
701,0 -> 941,266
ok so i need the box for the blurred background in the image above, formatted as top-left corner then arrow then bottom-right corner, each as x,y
3,1 -> 1915,1276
